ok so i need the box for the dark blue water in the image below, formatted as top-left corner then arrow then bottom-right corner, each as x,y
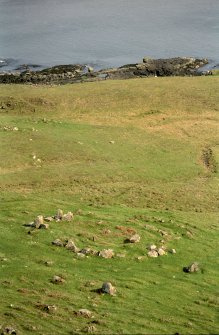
0,0 -> 219,71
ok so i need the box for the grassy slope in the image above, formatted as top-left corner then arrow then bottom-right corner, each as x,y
0,77 -> 219,334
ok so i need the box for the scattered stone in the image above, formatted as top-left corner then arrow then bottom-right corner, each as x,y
98,249 -> 114,259
147,244 -> 157,251
147,250 -> 159,258
39,223 -> 49,229
51,275 -> 65,284
76,309 -> 93,318
52,239 -> 64,247
101,282 -> 116,295
183,262 -> 199,273
44,216 -> 54,222
65,240 -> 79,253
55,209 -> 63,220
80,248 -> 97,256
157,247 -> 166,256
85,325 -> 97,333
34,215 -> 44,229
62,211 -> 74,222
128,234 -> 140,243
109,140 -> 115,144
43,304 -> 57,314
169,248 -> 176,254
1,326 -> 17,335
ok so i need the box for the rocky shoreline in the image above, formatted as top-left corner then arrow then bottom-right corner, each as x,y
0,57 -> 211,84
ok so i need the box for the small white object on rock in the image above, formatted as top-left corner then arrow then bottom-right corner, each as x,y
101,282 -> 116,295
129,234 -> 141,243
147,250 -> 159,258
98,249 -> 114,259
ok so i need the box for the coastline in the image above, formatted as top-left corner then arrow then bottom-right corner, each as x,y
0,57 -> 213,85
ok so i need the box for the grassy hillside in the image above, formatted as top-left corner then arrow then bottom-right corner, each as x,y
0,77 -> 219,334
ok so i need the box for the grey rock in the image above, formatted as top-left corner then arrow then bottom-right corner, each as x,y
62,211 -> 74,222
101,282 -> 116,295
52,239 -> 64,247
51,275 -> 65,284
157,247 -> 166,256
98,249 -> 114,259
34,215 -> 44,228
1,327 -> 17,335
77,309 -> 93,318
128,234 -> 140,243
183,262 -> 199,273
43,304 -> 57,314
65,240 -> 79,253
147,250 -> 159,258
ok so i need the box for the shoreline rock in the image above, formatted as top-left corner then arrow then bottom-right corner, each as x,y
0,57 -> 210,84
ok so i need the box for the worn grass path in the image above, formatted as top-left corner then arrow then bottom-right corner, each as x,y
0,77 -> 219,334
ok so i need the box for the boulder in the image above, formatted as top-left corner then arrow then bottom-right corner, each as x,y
62,211 -> 74,222
128,234 -> 141,243
101,282 -> 116,295
183,262 -> 199,273
76,309 -> 92,318
65,240 -> 79,253
1,327 -> 17,335
34,215 -> 44,228
147,250 -> 159,257
51,275 -> 65,284
52,239 -> 64,247
157,247 -> 166,256
98,249 -> 114,259
147,244 -> 157,251
43,304 -> 57,314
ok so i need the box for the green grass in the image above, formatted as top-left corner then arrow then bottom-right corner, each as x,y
0,77 -> 219,334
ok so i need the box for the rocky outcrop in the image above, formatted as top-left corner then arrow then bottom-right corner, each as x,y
0,57 -> 209,84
